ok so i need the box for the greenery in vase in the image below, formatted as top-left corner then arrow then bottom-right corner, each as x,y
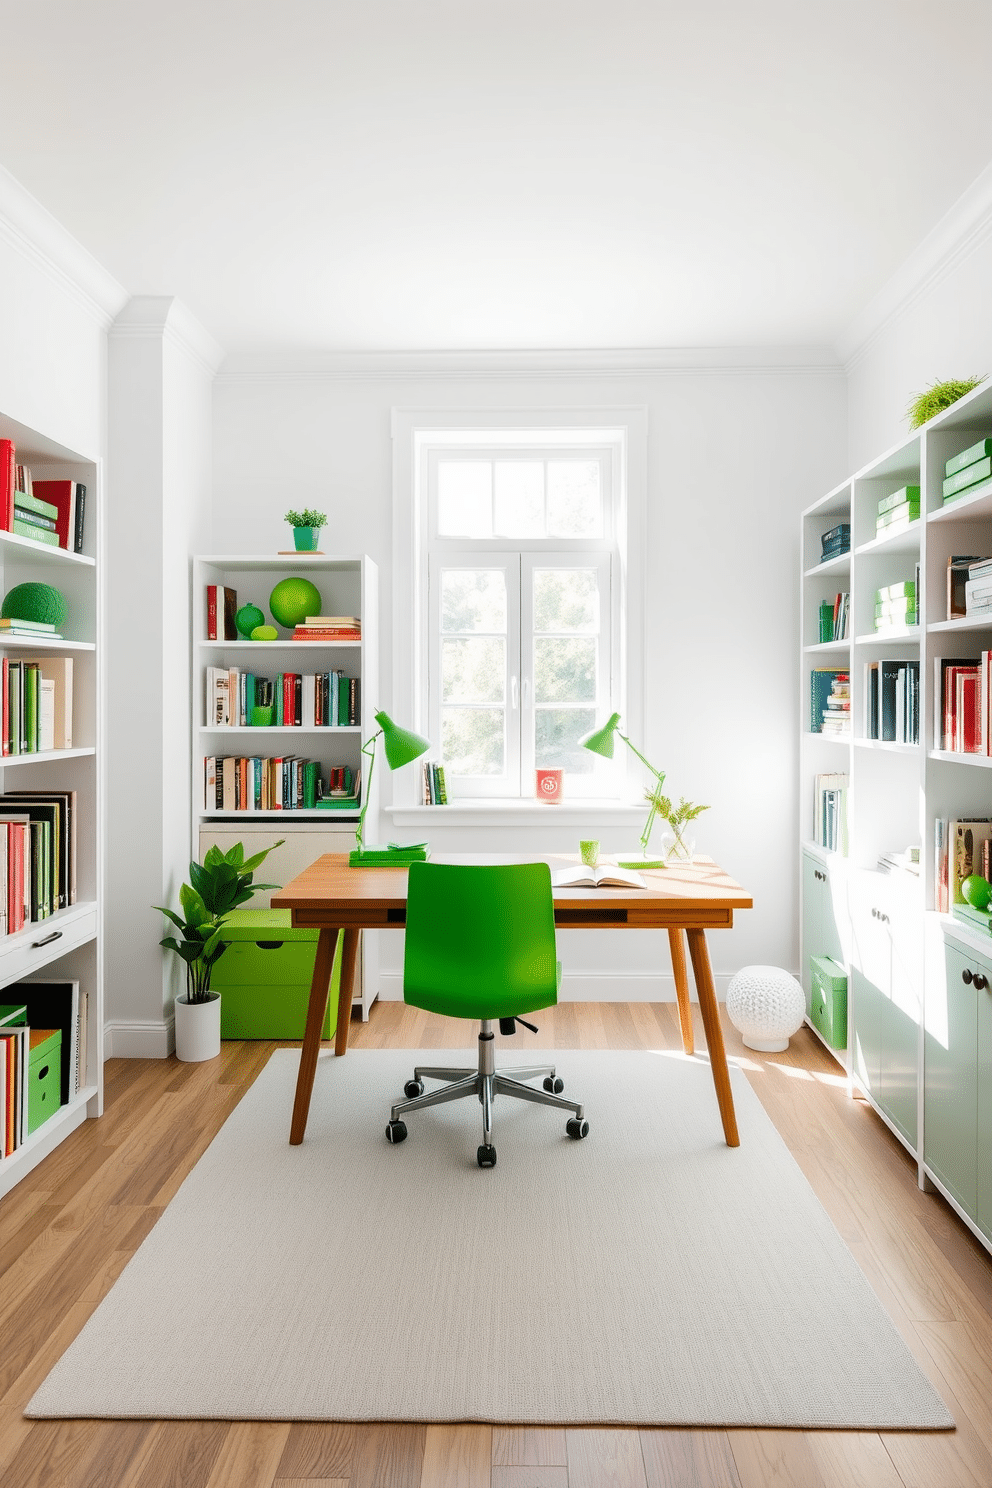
284,508 -> 327,530
643,789 -> 710,852
906,377 -> 984,429
155,839 -> 284,1004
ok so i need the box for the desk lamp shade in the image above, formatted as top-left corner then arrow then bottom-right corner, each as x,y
350,709 -> 431,866
579,712 -> 667,867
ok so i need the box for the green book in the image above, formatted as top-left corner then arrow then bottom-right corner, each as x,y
12,490 -> 58,520
12,518 -> 59,547
876,500 -> 919,529
274,673 -> 284,727
878,484 -> 920,515
338,675 -> 350,725
818,601 -> 834,642
24,664 -> 39,753
349,843 -> 429,866
877,580 -> 916,599
951,902 -> 992,935
943,456 -> 992,499
946,439 -> 992,478
303,759 -> 319,809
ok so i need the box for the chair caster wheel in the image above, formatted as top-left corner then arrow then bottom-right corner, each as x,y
566,1118 -> 589,1139
386,1120 -> 408,1143
543,1076 -> 564,1094
477,1144 -> 497,1168
404,1079 -> 425,1099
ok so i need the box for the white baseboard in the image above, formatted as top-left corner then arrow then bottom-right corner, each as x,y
375,971 -> 736,1003
104,1017 -> 175,1059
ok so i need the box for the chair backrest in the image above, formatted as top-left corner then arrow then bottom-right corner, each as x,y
403,861 -> 559,1020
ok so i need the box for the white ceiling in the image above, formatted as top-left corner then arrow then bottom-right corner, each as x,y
3,0 -> 992,357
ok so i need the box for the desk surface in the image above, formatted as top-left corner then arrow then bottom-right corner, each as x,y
271,853 -> 752,930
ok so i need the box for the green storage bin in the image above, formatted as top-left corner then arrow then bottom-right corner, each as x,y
211,909 -> 341,1040
810,954 -> 847,1050
28,1027 -> 62,1133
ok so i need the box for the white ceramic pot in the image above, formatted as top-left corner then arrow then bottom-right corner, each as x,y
174,991 -> 221,1062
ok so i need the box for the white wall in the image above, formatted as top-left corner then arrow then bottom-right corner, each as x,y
213,358 -> 848,995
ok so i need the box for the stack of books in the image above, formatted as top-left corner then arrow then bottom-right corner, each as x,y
876,485 -> 920,534
206,667 -> 359,727
964,558 -> 992,617
878,845 -> 920,878
422,760 -> 449,804
818,593 -> 849,642
0,617 -> 63,643
809,668 -> 849,734
204,754 -> 342,811
0,441 -> 87,551
943,439 -> 992,505
292,615 -> 362,641
819,523 -> 850,563
315,766 -> 362,810
865,659 -> 919,743
875,580 -> 917,632
11,489 -> 60,548
814,772 -> 848,853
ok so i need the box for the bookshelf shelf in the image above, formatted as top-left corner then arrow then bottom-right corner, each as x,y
803,554 -> 851,579
803,641 -> 850,655
800,378 -> 992,1260
0,418 -> 101,1202
192,553 -> 379,1019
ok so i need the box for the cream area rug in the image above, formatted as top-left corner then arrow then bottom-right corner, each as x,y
27,1047 -> 953,1428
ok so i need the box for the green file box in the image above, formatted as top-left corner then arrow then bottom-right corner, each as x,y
211,909 -> 341,1040
28,1027 -> 62,1134
810,954 -> 847,1050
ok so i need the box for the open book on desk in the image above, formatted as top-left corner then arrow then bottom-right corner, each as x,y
552,864 -> 645,890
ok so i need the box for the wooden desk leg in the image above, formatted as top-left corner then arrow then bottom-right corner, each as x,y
685,927 -> 740,1148
668,927 -> 694,1055
290,926 -> 339,1146
334,928 -> 360,1057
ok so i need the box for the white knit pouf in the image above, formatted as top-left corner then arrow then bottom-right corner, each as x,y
725,964 -> 805,1052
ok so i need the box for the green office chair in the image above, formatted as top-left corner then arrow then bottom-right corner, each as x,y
385,861 -> 589,1168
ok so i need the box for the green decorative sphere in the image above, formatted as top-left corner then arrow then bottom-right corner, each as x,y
269,576 -> 321,629
250,625 -> 278,641
962,875 -> 992,911
235,602 -> 265,638
1,582 -> 68,629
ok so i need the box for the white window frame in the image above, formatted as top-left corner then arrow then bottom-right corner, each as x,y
391,409 -> 648,810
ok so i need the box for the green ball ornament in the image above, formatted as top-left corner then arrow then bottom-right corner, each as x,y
962,875 -> 992,911
269,576 -> 321,629
250,625 -> 278,641
235,602 -> 265,638
1,582 -> 68,629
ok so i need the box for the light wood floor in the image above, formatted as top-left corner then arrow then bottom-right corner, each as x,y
2,1001 -> 991,1488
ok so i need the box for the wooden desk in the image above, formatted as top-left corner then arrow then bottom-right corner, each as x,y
271,853 -> 753,1149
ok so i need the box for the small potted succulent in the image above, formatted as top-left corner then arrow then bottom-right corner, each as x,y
284,508 -> 328,552
155,839 -> 283,1061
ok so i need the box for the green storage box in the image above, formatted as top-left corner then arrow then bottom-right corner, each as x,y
810,954 -> 847,1050
28,1027 -> 62,1133
211,909 -> 341,1040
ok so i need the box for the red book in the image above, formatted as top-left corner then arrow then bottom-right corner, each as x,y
0,439 -> 14,532
283,674 -> 295,725
206,585 -> 218,641
958,673 -> 982,753
31,479 -> 80,551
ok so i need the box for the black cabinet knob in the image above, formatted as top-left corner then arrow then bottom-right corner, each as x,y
962,968 -> 974,985
975,974 -> 989,991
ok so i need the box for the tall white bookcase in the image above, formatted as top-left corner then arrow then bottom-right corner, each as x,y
191,553 -> 379,1018
800,378 -> 992,1256
0,410 -> 103,1200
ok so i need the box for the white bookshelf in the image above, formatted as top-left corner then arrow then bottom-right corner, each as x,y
799,379 -> 992,1257
0,410 -> 103,1201
191,553 -> 379,1018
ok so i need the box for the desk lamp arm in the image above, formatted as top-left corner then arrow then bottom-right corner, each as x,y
354,728 -> 383,854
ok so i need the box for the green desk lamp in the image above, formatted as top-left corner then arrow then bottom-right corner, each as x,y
350,709 -> 432,867
578,711 -> 667,868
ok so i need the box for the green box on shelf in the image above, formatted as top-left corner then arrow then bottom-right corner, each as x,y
211,909 -> 341,1040
28,1028 -> 62,1134
951,902 -> 992,936
809,955 -> 847,1050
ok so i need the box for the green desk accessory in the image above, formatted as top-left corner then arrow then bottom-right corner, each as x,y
350,709 -> 431,866
578,711 -> 667,868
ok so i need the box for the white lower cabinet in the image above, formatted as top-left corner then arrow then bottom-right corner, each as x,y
849,872 -> 921,1149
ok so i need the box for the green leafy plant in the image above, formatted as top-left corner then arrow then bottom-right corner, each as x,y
154,840 -> 285,1004
284,508 -> 327,529
906,377 -> 985,430
643,790 -> 710,858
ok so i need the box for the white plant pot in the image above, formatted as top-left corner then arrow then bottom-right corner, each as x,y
174,992 -> 221,1062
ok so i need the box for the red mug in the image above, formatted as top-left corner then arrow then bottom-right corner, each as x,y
536,768 -> 563,803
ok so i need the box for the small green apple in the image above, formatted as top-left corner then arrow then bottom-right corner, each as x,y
961,875 -> 992,910
250,625 -> 279,641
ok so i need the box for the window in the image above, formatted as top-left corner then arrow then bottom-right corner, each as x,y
419,434 -> 624,799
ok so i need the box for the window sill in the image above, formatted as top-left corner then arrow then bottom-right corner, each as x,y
387,801 -> 647,828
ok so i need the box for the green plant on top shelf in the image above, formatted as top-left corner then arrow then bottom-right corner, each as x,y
906,377 -> 985,430
284,508 -> 327,530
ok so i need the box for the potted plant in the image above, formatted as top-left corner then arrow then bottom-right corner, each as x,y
284,507 -> 327,552
155,839 -> 284,1061
643,789 -> 710,865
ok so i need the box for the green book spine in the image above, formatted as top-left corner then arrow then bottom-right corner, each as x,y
12,490 -> 58,519
876,500 -> 920,528
878,484 -> 920,515
7,662 -> 19,755
246,673 -> 256,718
303,759 -> 318,809
24,664 -> 38,752
943,456 -> 992,498
818,601 -> 834,643
338,675 -> 350,725
274,674 -> 284,727
12,518 -> 60,547
14,507 -> 57,532
946,439 -> 992,478
436,765 -> 448,805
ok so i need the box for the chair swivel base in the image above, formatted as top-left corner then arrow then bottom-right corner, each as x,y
385,1021 -> 589,1168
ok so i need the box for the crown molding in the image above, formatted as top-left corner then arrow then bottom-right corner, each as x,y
0,163 -> 127,328
216,344 -> 842,384
110,295 -> 226,377
838,160 -> 992,369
